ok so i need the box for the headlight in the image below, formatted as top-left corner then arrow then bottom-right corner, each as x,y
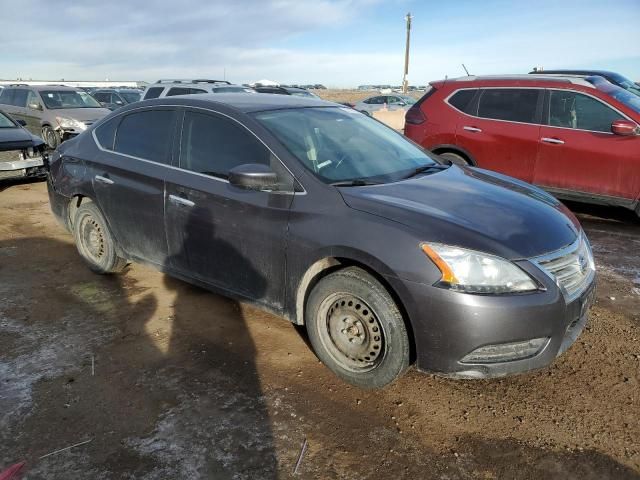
421,243 -> 538,294
56,117 -> 86,130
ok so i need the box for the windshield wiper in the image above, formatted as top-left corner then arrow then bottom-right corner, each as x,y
330,179 -> 383,187
402,164 -> 449,180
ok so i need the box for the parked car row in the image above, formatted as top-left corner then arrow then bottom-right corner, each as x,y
405,74 -> 640,216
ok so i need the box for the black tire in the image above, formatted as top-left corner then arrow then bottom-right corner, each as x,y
305,267 -> 410,389
73,202 -> 128,274
438,151 -> 469,166
41,126 -> 61,150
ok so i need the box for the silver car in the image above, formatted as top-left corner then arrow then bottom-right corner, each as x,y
0,85 -> 110,149
142,79 -> 256,100
354,94 -> 417,116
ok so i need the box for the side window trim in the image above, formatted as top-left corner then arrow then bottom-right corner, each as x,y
93,104 -> 305,194
176,106 -> 303,193
543,88 -> 633,134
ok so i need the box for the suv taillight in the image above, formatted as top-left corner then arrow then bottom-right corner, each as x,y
405,105 -> 426,125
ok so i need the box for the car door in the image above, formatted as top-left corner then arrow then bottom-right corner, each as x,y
4,89 -> 29,128
454,88 -> 542,182
534,89 -> 640,200
23,90 -> 43,134
165,108 -> 294,310
91,107 -> 178,266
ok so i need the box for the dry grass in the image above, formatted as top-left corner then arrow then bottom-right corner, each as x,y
313,89 -> 423,104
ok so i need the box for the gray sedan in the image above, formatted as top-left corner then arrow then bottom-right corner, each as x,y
354,94 -> 417,115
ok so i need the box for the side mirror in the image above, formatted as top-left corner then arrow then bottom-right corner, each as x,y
115,100 -> 124,105
16,119 -> 27,126
611,119 -> 639,136
28,102 -> 42,110
229,164 -> 278,191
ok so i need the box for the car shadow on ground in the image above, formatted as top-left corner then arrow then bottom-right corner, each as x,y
564,200 -> 639,228
0,176 -> 46,193
0,228 -> 277,477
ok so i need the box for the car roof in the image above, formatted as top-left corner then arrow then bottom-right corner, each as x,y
433,74 -> 597,89
530,69 -> 618,76
137,92 -> 335,113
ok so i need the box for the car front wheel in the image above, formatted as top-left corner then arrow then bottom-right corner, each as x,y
73,202 -> 128,274
41,126 -> 61,149
305,267 -> 410,389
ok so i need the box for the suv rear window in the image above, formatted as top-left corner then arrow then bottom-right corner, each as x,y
477,89 -> 540,123
166,87 -> 207,96
114,109 -> 176,163
143,87 -> 164,100
448,89 -> 477,114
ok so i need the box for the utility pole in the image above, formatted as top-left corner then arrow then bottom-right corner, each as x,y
402,12 -> 412,94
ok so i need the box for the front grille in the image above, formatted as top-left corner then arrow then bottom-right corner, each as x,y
533,234 -> 595,300
0,150 -> 22,163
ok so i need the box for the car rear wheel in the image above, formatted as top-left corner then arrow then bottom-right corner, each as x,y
438,151 -> 469,166
41,126 -> 61,149
305,267 -> 410,389
73,202 -> 128,274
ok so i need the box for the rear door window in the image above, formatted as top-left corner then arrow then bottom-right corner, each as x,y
448,89 -> 478,114
11,89 -> 28,108
143,87 -> 164,100
548,90 -> 623,133
180,110 -> 270,179
477,89 -> 540,123
0,88 -> 14,105
114,109 -> 177,163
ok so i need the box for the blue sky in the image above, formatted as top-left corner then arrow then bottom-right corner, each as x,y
1,0 -> 638,87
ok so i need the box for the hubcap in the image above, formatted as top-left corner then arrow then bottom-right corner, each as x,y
80,216 -> 105,261
321,294 -> 384,371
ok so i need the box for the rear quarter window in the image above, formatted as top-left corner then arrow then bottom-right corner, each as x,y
94,116 -> 120,150
447,89 -> 477,114
143,87 -> 164,100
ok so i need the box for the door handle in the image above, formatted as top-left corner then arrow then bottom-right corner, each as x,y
463,126 -> 482,133
541,137 -> 565,145
95,175 -> 114,185
168,194 -> 195,208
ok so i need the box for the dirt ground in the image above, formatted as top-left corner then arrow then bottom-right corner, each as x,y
0,180 -> 638,479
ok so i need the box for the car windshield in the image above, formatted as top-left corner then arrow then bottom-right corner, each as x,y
253,107 -> 438,184
119,91 -> 141,103
40,90 -> 102,109
0,111 -> 17,128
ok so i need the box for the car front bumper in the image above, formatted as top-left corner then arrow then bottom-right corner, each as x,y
387,270 -> 596,379
0,155 -> 45,179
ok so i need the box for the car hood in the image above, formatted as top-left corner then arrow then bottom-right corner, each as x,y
52,108 -> 111,122
339,166 -> 580,260
0,127 -> 38,151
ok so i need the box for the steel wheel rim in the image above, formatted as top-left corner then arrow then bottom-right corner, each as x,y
79,215 -> 105,262
317,293 -> 386,372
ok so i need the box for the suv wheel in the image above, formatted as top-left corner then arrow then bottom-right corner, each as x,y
73,202 -> 128,274
305,267 -> 410,389
439,151 -> 469,166
42,126 -> 61,149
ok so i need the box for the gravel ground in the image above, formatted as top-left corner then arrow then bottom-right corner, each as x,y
0,180 -> 638,479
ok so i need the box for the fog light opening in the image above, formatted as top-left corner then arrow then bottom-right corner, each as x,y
461,337 -> 549,364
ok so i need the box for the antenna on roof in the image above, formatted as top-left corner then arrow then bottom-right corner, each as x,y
462,64 -> 471,76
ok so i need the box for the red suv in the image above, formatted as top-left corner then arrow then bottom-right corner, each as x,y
405,75 -> 640,215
